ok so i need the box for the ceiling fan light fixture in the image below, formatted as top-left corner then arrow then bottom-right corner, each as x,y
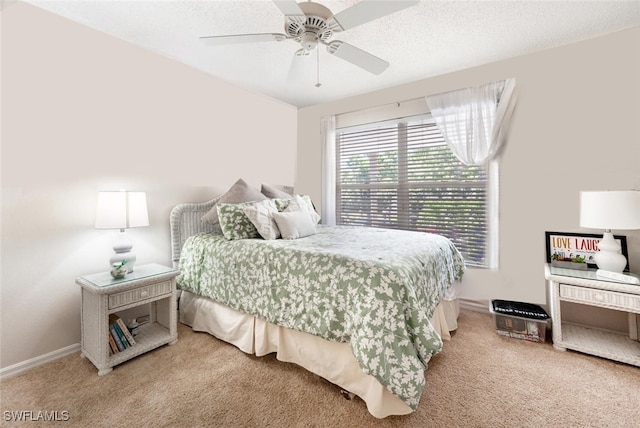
301,31 -> 318,50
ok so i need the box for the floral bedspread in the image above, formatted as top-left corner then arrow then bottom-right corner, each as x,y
177,225 -> 465,409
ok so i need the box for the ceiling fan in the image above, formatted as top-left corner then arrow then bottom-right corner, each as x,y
200,0 -> 419,77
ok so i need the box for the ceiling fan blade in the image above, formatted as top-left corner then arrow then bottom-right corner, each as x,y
330,0 -> 419,31
272,0 -> 305,18
200,33 -> 288,46
326,41 -> 389,75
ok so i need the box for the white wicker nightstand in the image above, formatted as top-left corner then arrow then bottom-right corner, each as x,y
545,263 -> 640,366
76,263 -> 180,375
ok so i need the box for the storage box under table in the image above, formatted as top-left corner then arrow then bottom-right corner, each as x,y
490,300 -> 550,343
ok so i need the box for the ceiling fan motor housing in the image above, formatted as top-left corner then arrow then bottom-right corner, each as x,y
285,1 -> 336,50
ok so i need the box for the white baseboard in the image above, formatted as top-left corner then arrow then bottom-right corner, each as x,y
0,343 -> 80,380
0,298 -> 503,379
459,298 -> 490,314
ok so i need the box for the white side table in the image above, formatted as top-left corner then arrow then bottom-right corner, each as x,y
545,263 -> 640,367
76,263 -> 180,375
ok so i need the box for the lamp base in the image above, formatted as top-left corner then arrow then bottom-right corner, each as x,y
594,231 -> 627,273
110,231 -> 136,272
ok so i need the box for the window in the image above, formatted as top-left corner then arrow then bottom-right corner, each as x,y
335,115 -> 490,267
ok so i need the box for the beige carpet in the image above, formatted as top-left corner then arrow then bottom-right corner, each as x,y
2,310 -> 639,427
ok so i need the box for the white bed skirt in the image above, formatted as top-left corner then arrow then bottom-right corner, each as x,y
178,290 -> 460,418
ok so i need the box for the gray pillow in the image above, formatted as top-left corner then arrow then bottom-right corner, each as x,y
261,183 -> 292,199
202,178 -> 267,225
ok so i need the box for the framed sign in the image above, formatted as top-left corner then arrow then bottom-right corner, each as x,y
545,231 -> 629,271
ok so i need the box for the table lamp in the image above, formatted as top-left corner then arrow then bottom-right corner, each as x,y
95,191 -> 149,272
580,190 -> 640,273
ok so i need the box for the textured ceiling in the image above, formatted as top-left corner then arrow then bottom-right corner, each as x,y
23,1 -> 640,108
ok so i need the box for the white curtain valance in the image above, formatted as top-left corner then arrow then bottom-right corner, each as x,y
425,78 -> 516,165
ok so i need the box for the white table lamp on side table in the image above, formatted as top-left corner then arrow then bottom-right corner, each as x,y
579,190 -> 640,275
95,191 -> 149,272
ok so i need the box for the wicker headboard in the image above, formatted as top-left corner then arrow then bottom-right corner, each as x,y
169,194 -> 223,268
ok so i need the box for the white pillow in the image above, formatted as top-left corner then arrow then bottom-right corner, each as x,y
272,210 -> 316,240
285,194 -> 321,224
242,199 -> 280,240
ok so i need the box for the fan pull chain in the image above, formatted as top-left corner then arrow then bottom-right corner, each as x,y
315,47 -> 322,88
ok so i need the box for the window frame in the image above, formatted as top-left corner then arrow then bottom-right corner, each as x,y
333,113 -> 498,268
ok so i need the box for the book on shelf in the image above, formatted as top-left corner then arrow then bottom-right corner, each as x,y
108,332 -> 119,354
109,324 -> 125,352
115,317 -> 136,346
109,314 -> 136,352
114,322 -> 130,348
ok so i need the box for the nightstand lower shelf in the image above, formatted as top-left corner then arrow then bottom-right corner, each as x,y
102,322 -> 177,371
555,323 -> 640,366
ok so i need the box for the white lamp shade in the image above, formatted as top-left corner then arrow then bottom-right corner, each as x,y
580,191 -> 640,230
95,191 -> 149,229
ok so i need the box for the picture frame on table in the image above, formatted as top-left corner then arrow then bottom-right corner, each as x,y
545,231 -> 629,271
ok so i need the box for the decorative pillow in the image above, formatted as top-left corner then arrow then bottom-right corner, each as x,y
272,198 -> 291,212
285,194 -> 321,224
242,199 -> 281,240
272,210 -> 317,240
202,178 -> 267,225
261,183 -> 293,199
216,202 -> 261,240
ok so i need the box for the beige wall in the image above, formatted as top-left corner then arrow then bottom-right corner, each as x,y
296,27 -> 640,306
2,1 -> 639,370
1,2 -> 297,369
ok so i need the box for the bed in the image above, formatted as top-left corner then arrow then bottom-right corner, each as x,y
170,192 -> 465,418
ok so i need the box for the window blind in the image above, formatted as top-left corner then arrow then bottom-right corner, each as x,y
336,117 -> 488,266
